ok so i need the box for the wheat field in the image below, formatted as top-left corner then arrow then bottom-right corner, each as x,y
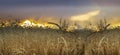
0,27 -> 120,55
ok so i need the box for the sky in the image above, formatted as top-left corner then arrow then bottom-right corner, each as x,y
0,0 -> 120,22
0,0 -> 94,7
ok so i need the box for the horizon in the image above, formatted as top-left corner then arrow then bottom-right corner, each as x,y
0,0 -> 120,30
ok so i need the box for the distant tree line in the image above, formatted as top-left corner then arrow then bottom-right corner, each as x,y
0,17 -> 119,32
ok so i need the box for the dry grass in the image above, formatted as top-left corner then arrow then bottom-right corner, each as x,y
0,27 -> 120,55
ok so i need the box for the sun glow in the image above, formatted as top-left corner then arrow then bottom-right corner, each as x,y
19,17 -> 47,28
20,20 -> 44,27
109,23 -> 120,28
20,20 -> 58,29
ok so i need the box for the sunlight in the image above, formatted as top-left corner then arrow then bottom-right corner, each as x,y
21,20 -> 33,27
20,19 -> 58,29
110,23 -> 120,28
20,20 -> 44,27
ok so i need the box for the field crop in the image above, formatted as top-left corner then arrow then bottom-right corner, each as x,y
0,27 -> 120,55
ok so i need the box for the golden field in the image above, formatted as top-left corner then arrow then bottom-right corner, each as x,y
0,27 -> 120,55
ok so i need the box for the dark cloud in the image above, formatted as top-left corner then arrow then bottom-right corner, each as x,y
0,0 -> 93,7
0,0 -> 120,18
0,0 -> 120,8
93,0 -> 120,6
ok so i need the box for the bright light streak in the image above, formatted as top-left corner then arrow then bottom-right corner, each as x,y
71,10 -> 100,21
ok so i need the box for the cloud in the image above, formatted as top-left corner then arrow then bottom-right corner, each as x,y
70,10 -> 100,21
0,0 -> 92,7
93,0 -> 120,6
